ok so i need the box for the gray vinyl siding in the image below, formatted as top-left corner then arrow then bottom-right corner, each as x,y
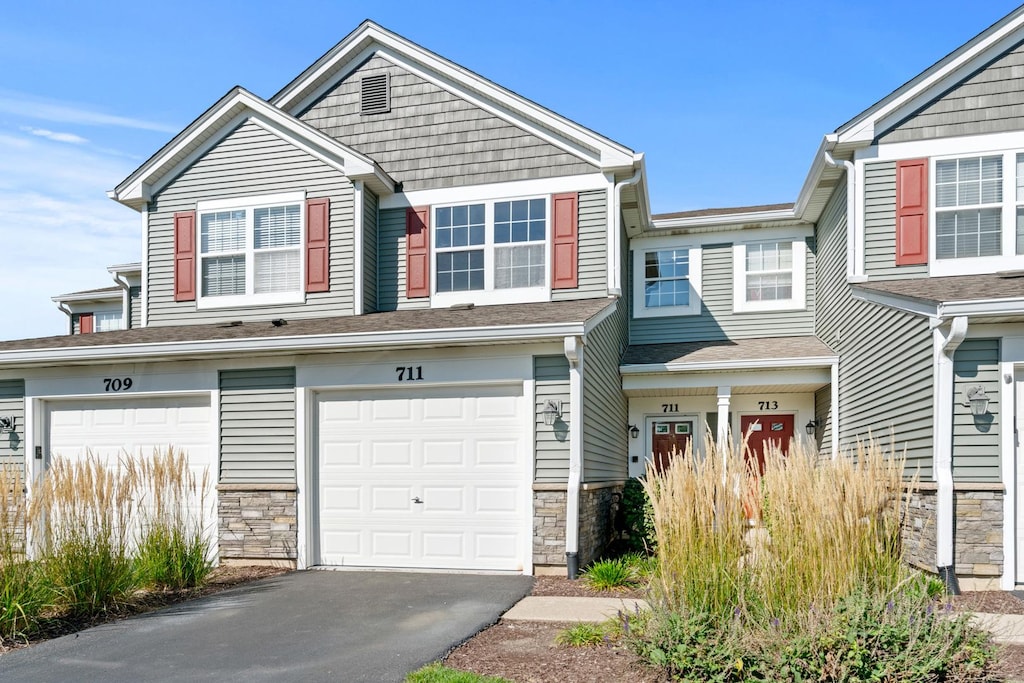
582,302 -> 628,482
363,187 -> 378,313
299,54 -> 597,191
377,207 -> 430,311
879,40 -> 1024,143
0,380 -> 25,469
630,239 -> 816,344
219,367 -> 296,484
534,356 -> 570,482
552,190 -> 608,301
129,286 -> 142,329
814,385 -> 832,457
147,119 -> 355,325
952,339 -> 1001,482
814,179 -> 935,477
864,161 -> 928,279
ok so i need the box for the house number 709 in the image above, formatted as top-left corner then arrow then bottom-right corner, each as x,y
396,366 -> 424,381
103,377 -> 133,392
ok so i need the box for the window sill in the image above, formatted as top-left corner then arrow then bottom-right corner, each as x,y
634,305 -> 701,318
929,254 -> 1024,277
732,300 -> 806,314
429,286 -> 549,309
196,292 -> 305,310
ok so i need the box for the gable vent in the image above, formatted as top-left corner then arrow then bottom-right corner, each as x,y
360,73 -> 390,115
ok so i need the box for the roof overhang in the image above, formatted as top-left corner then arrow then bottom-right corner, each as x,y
270,20 -> 636,172
51,290 -> 121,305
647,206 -> 810,236
110,87 -> 395,211
851,284 -> 1024,321
106,262 -> 141,276
621,355 -> 837,376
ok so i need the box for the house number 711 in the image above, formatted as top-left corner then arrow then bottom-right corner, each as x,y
396,366 -> 424,381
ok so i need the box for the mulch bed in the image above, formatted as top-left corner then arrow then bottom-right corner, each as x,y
530,575 -> 647,600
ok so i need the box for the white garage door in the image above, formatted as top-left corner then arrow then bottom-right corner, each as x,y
317,385 -> 527,571
46,395 -> 216,549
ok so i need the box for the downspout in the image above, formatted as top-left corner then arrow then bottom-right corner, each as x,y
56,302 -> 73,335
609,168 -> 642,297
822,151 -> 860,281
934,315 -> 968,594
111,270 -> 131,329
564,335 -> 584,579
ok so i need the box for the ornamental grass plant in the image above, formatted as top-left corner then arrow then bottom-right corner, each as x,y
0,464 -> 49,640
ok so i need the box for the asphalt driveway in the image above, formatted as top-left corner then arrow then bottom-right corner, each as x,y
0,569 -> 534,682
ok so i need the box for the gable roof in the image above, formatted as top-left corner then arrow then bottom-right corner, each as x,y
271,20 -> 637,172
110,87 -> 395,210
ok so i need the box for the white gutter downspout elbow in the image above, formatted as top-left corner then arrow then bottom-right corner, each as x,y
563,335 -> 584,579
111,271 -> 131,329
823,151 -> 861,281
56,302 -> 73,336
934,315 -> 968,594
609,168 -> 642,297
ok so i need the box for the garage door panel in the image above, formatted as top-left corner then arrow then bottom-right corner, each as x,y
317,386 -> 525,570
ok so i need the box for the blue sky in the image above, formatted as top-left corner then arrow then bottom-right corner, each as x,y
0,0 -> 1018,340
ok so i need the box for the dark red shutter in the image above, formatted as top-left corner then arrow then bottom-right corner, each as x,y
305,198 -> 331,293
551,192 -> 578,289
406,206 -> 430,298
79,313 -> 94,334
173,211 -> 196,302
896,158 -> 928,266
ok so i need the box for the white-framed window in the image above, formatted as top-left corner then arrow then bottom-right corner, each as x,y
431,196 -> 549,306
632,240 -> 702,318
196,192 -> 305,309
732,238 -> 806,312
94,310 -> 124,332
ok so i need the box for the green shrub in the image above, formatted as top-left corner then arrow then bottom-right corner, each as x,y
555,621 -> 613,647
405,663 -> 512,683
621,478 -> 655,553
0,464 -> 51,641
583,557 -> 636,591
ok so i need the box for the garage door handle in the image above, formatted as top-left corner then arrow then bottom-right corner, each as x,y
412,497 -> 423,504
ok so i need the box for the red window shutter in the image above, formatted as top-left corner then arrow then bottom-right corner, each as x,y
173,211 -> 197,302
895,159 -> 928,265
79,313 -> 94,334
551,192 -> 578,289
406,206 -> 430,298
305,198 -> 331,293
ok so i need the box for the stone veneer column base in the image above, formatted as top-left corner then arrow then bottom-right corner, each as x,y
218,483 -> 298,567
532,482 -> 625,573
901,483 -> 1004,580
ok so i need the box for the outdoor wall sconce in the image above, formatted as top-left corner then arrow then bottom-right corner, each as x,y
804,419 -> 819,436
628,424 -> 639,439
963,385 -> 990,416
0,416 -> 14,433
542,400 -> 562,426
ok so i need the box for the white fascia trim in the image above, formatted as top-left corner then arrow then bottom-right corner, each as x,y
850,287 -> 940,318
620,355 -> 839,375
793,136 -> 832,219
106,262 -> 141,275
839,15 -> 1024,144
853,286 -> 1024,319
51,291 -> 122,304
275,26 -> 635,169
581,299 -> 618,337
652,208 -> 799,230
378,173 -> 608,211
0,322 -> 592,367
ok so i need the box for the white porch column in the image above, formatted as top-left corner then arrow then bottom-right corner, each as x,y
716,386 -> 731,449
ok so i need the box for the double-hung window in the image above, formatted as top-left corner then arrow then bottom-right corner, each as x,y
733,238 -> 806,312
632,240 -> 702,317
432,197 -> 549,305
196,192 -> 305,308
94,310 -> 124,332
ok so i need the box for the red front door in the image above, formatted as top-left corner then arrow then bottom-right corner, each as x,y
739,414 -> 795,474
650,420 -> 693,472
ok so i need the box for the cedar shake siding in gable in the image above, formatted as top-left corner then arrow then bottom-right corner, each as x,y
879,39 -> 1024,144
147,120 -> 356,325
0,380 -> 24,469
629,239 -> 817,345
534,355 -> 571,483
298,54 -> 597,191
864,161 -> 929,280
814,180 -> 935,477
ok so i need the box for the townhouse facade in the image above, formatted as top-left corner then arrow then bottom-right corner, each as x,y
2,8 -> 1024,585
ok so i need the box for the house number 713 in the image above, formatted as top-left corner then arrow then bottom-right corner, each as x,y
396,366 -> 424,381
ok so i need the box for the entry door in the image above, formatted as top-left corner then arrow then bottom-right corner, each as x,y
740,414 -> 795,474
650,420 -> 692,472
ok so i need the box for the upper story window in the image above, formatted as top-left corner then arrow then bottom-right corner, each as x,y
733,238 -> 806,313
431,197 -> 549,306
94,310 -> 124,332
632,240 -> 702,318
196,192 -> 305,309
935,156 -> 1002,259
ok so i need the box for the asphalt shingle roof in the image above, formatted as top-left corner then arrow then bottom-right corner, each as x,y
652,203 -> 794,221
622,336 -> 836,367
854,273 -> 1024,305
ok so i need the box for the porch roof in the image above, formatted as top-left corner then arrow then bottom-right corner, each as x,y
621,336 -> 837,371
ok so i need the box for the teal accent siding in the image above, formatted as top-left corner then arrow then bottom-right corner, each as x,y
582,302 -> 628,482
363,187 -> 378,313
129,286 -> 142,329
377,207 -> 430,311
534,356 -> 570,482
219,367 -> 296,483
953,339 -> 1001,482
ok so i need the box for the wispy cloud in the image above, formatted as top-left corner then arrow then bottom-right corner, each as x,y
0,89 -> 178,134
20,126 -> 88,144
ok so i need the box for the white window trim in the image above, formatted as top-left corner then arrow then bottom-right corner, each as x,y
632,241 -> 702,318
732,238 -> 807,313
929,149 -> 1020,277
195,191 -> 306,310
429,195 -> 551,308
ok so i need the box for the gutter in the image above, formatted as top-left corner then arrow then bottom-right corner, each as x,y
110,270 -> 131,329
563,335 -> 584,579
933,316 -> 968,594
610,162 -> 643,296
55,303 -> 73,336
823,150 -> 862,281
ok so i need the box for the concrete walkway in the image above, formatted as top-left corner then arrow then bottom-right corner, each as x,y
503,595 -> 649,622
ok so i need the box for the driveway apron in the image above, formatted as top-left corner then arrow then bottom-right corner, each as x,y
0,570 -> 534,682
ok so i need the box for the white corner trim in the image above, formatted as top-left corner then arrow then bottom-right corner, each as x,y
353,181 -> 364,316
141,205 -> 149,328
631,244 -> 702,318
295,386 -> 309,570
605,172 -> 618,296
999,360 -> 1015,590
521,378 -> 536,577
830,361 -> 840,460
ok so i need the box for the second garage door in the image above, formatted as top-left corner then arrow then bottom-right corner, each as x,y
317,384 -> 527,571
